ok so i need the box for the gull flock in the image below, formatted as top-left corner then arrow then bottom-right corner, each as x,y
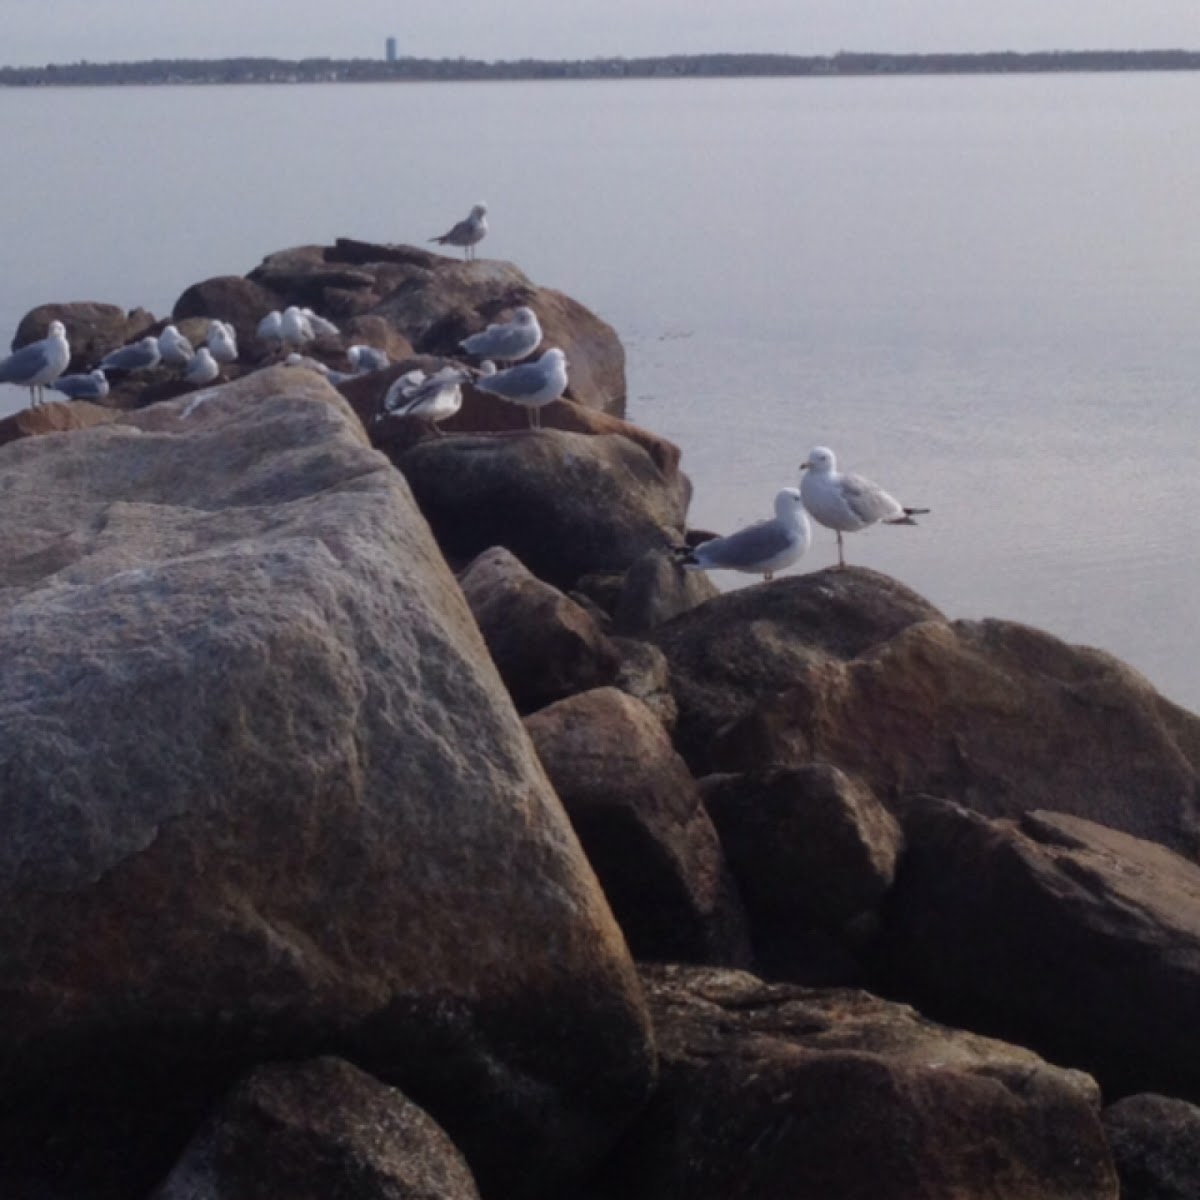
0,201 -> 927,576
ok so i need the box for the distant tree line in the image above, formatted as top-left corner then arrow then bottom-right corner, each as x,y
2,50 -> 1199,88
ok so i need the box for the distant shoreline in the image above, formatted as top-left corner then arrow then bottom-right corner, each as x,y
3,49 -> 1200,88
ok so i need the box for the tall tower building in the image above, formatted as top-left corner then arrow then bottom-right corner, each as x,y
386,37 -> 398,62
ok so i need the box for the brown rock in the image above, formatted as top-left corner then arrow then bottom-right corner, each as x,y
1102,1093 -> 1200,1200
610,637 -> 678,732
525,689 -> 752,966
613,547 -> 718,634
152,1057 -> 480,1200
0,399 -> 118,448
14,301 -> 157,373
0,369 -> 654,1199
701,765 -> 903,981
646,565 -> 943,771
877,799 -> 1200,1101
396,429 -> 689,589
650,569 -> 1200,861
458,546 -> 622,713
601,964 -> 1116,1200
171,274 -> 283,346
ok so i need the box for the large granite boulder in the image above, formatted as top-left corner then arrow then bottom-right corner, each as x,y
152,1057 -> 481,1200
597,964 -> 1116,1200
396,429 -> 690,589
877,800 -> 1200,1101
1101,1093 -> 1200,1200
701,765 -> 903,982
649,567 -> 1200,861
0,398 -> 118,447
0,368 -> 653,1199
525,689 -> 752,967
458,546 -> 622,713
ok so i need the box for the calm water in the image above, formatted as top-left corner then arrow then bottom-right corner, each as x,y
2,76 -> 1199,709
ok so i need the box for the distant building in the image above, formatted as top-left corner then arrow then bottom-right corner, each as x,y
386,37 -> 397,62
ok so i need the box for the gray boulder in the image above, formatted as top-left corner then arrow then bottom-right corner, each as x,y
152,1057 -> 481,1200
0,368 -> 654,1199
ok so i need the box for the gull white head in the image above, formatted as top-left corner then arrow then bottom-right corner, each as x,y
542,348 -> 567,369
48,320 -> 67,339
774,487 -> 806,521
801,446 -> 836,475
471,203 -> 488,218
513,307 -> 536,325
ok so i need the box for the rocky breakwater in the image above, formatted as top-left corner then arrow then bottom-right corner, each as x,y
5,255 -> 1200,1199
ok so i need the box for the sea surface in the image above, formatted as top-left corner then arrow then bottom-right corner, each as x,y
2,74 -> 1199,709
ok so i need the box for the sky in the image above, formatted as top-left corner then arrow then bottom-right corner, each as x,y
1,1 -> 1198,67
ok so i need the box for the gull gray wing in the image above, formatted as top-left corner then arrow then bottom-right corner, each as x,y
475,359 -> 547,399
839,473 -> 905,524
694,519 -> 795,569
0,342 -> 50,384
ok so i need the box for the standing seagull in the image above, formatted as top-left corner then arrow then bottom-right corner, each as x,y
0,320 -> 71,406
280,306 -> 315,351
382,365 -> 468,431
347,344 -> 390,374
100,336 -> 161,373
677,488 -> 812,581
52,369 -> 109,401
474,347 -> 568,429
430,203 -> 488,261
799,445 -> 929,568
460,306 -> 542,365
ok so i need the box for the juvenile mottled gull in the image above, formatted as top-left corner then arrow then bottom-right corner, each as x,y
430,203 -> 488,261
184,347 -> 220,386
382,365 -> 467,431
473,347 -> 567,429
347,344 -> 390,374
157,324 -> 195,366
100,336 -> 161,373
677,488 -> 812,581
206,320 -> 238,364
51,368 -> 109,400
460,306 -> 542,364
0,320 -> 70,406
799,445 -> 929,568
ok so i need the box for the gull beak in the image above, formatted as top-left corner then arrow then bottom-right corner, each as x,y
799,462 -> 810,471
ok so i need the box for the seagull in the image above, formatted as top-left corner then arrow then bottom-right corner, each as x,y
206,320 -> 238,364
473,347 -> 568,429
51,368 -> 109,401
280,306 -> 315,350
0,320 -> 70,406
799,445 -> 930,568
184,347 -> 220,385
430,203 -> 488,261
676,489 -> 812,581
347,344 -> 390,374
256,310 -> 284,353
100,336 -> 161,373
157,324 -> 195,366
382,365 -> 467,431
459,306 -> 542,364
300,307 -> 340,338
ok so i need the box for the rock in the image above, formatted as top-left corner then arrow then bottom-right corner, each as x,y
599,964 -> 1116,1200
171,274 -> 283,346
0,368 -> 654,1199
525,689 -> 752,967
612,547 -> 718,634
0,399 -> 118,448
152,1057 -> 481,1200
396,429 -> 689,589
647,566 -> 943,771
701,765 -> 903,981
650,569 -> 1200,861
246,244 -> 382,308
877,799 -> 1200,1102
610,637 -> 678,731
14,301 -> 156,373
1101,1093 -> 1200,1200
458,546 -> 622,713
